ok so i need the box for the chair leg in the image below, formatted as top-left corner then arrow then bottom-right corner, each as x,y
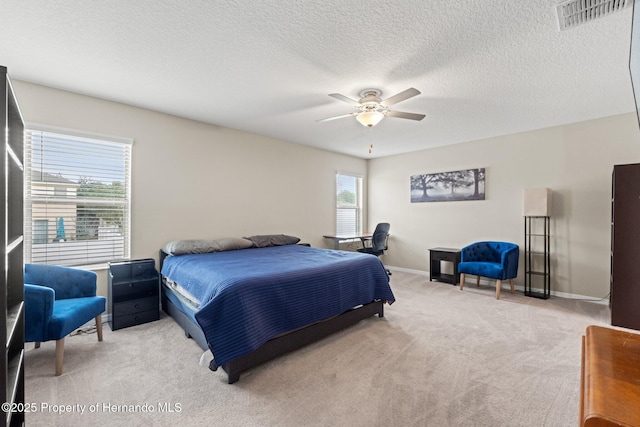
496,279 -> 502,300
476,276 -> 480,287
95,315 -> 103,342
460,273 -> 465,290
35,342 -> 40,349
55,338 -> 65,376
510,279 -> 515,294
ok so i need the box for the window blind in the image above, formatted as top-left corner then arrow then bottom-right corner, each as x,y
336,173 -> 362,235
25,128 -> 131,266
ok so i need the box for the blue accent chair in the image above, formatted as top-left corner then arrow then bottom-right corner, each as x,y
458,241 -> 519,299
24,264 -> 106,376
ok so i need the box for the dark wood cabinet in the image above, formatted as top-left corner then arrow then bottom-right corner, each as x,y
1,66 -> 25,427
109,259 -> 159,330
610,163 -> 640,331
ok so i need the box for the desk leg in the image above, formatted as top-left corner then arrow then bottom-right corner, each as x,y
334,240 -> 340,250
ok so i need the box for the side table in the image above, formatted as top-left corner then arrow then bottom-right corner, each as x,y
429,247 -> 461,285
108,258 -> 160,330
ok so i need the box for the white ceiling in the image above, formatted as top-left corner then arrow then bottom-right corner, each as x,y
0,0 -> 636,158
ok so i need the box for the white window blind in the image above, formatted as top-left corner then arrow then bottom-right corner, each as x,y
336,173 -> 362,235
25,128 -> 131,266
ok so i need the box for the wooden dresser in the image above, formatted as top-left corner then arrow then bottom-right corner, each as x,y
580,325 -> 640,426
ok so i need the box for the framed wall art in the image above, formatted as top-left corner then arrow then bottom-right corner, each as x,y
410,168 -> 485,203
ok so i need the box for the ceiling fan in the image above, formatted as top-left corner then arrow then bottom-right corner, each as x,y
318,87 -> 425,127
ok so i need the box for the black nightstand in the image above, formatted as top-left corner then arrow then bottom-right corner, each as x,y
429,247 -> 461,285
108,258 -> 159,330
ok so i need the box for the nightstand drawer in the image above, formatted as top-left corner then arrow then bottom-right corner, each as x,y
111,279 -> 158,300
112,309 -> 159,330
113,296 -> 158,316
431,250 -> 458,262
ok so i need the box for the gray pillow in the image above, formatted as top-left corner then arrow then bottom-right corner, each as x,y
163,237 -> 253,255
216,237 -> 254,251
163,239 -> 221,255
244,234 -> 301,248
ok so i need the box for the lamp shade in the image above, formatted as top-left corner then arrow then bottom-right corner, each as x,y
356,111 -> 384,127
523,188 -> 552,216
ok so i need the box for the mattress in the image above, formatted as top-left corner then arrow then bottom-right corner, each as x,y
160,244 -> 394,366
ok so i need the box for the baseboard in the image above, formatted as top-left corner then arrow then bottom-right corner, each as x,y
386,265 -> 610,303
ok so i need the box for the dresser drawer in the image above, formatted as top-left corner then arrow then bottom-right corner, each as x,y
113,296 -> 158,316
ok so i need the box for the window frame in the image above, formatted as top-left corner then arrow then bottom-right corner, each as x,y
24,124 -> 132,267
335,172 -> 364,236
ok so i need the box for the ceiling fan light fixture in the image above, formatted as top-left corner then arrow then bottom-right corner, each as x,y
320,87 -> 423,127
356,111 -> 385,127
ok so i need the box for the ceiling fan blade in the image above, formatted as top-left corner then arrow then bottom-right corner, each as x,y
329,93 -> 361,106
386,110 -> 425,121
380,88 -> 421,107
317,112 -> 357,122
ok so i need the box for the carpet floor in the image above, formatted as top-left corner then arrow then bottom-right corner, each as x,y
24,270 -> 610,426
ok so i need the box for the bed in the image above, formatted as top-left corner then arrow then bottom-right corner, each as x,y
158,235 -> 395,383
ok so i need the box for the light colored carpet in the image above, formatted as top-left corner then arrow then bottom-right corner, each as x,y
24,271 -> 610,426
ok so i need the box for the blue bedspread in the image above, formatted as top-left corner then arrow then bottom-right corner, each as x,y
161,244 -> 394,366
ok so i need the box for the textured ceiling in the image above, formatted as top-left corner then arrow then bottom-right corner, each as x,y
0,0 -> 635,158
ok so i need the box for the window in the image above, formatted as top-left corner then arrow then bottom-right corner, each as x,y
336,173 -> 363,235
33,220 -> 48,245
25,127 -> 132,266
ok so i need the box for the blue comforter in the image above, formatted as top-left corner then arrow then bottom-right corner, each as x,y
161,244 -> 394,366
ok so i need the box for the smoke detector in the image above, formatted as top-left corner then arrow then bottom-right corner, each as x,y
556,0 -> 631,31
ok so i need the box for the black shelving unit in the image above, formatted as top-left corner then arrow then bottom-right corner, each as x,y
109,259 -> 160,330
524,216 -> 550,299
1,66 -> 25,427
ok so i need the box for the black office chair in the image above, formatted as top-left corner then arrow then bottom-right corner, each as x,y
357,223 -> 391,275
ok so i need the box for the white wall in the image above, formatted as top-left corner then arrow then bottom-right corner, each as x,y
13,81 -> 367,298
14,81 -> 640,300
368,113 -> 640,298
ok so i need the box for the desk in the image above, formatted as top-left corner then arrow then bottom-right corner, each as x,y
429,247 -> 461,285
323,233 -> 372,250
580,325 -> 640,426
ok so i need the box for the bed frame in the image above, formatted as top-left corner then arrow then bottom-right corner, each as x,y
159,250 -> 385,384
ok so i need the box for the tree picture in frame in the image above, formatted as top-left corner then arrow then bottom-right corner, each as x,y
411,168 -> 485,203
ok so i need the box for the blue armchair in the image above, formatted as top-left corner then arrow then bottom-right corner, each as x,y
24,264 -> 106,376
458,241 -> 519,299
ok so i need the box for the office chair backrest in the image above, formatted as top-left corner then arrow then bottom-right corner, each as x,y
371,223 -> 390,251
